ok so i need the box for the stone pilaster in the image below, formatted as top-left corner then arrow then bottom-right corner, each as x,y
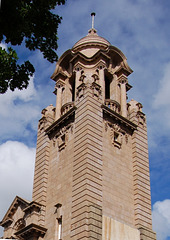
128,100 -> 156,240
71,82 -> 103,239
32,105 -> 55,225
74,68 -> 82,100
98,67 -> 105,102
55,80 -> 65,120
118,75 -> 127,118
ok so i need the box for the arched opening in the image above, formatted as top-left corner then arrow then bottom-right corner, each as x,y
69,74 -> 75,102
105,75 -> 110,99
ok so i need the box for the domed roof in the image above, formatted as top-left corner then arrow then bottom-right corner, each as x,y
72,28 -> 111,51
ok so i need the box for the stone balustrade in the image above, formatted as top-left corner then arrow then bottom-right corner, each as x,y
61,102 -> 75,116
105,99 -> 121,114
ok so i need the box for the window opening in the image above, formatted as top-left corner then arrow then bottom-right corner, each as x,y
72,78 -> 75,101
105,75 -> 110,99
58,217 -> 62,240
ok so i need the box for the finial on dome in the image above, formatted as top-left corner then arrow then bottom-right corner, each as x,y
91,12 -> 96,29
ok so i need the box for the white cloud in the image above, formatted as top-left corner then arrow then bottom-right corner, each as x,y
0,141 -> 35,235
153,62 -> 170,108
0,42 -> 7,50
146,62 -> 170,148
152,199 -> 170,240
0,76 -> 37,104
0,76 -> 40,140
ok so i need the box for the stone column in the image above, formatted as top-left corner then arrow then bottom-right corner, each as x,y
55,81 -> 64,120
119,76 -> 127,118
99,67 -> 105,102
65,78 -> 72,103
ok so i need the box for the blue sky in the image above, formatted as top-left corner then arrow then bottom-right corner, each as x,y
0,0 -> 170,239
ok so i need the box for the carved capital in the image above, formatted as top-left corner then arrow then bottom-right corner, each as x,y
55,79 -> 65,89
96,61 -> 106,70
73,63 -> 84,73
118,75 -> 128,84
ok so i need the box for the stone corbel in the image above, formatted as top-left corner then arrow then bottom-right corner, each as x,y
55,203 -> 62,221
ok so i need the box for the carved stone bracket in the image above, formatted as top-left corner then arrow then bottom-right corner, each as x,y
79,73 -> 86,83
105,121 -> 128,149
136,111 -> 146,127
76,83 -> 87,100
55,203 -> 62,221
91,73 -> 99,83
38,117 -> 47,132
38,105 -> 55,132
53,123 -> 73,152
14,218 -> 26,231
90,82 -> 101,99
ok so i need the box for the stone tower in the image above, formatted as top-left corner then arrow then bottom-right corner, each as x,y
1,21 -> 156,240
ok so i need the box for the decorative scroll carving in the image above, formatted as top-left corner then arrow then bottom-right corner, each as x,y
92,73 -> 99,83
136,111 -> 146,127
38,117 -> 47,132
76,83 -> 86,100
90,82 -> 101,99
79,73 -> 86,83
14,218 -> 26,231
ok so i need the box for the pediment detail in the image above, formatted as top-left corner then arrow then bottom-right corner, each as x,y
0,196 -> 46,239
1,196 -> 30,228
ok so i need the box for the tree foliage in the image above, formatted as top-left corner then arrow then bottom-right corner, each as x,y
0,0 -> 66,93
